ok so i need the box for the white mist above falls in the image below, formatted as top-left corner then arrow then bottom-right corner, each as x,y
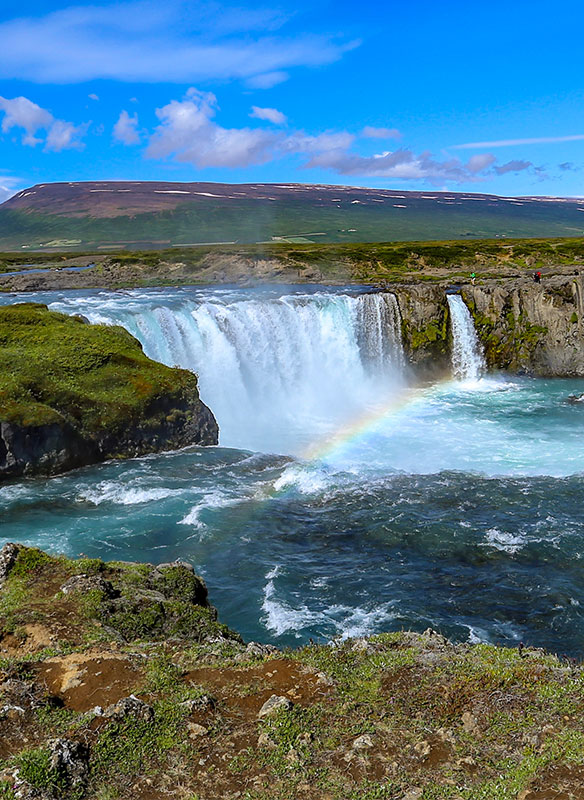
56,287 -> 405,455
447,294 -> 486,381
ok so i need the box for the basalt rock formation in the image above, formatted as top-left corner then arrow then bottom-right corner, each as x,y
0,304 -> 218,479
395,273 -> 584,377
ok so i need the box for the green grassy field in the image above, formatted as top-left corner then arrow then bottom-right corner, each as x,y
2,237 -> 583,287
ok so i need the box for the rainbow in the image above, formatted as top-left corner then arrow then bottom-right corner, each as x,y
301,378 -> 452,464
245,378 -> 455,509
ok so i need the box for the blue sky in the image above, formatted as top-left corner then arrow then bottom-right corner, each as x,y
1,0 -> 583,201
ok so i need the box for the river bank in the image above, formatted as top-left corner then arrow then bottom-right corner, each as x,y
1,543 -> 583,800
1,238 -> 584,293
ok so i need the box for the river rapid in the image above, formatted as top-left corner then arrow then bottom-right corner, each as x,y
2,285 -> 584,654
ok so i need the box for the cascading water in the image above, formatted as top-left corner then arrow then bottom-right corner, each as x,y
50,288 -> 404,454
2,286 -> 584,652
447,294 -> 486,381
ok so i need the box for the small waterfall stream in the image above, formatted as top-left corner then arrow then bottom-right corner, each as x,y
447,294 -> 486,381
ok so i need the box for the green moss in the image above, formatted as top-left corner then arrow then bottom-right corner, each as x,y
10,547 -> 52,578
0,782 -> 16,800
142,653 -> 184,693
98,595 -> 165,641
151,565 -> 207,604
89,700 -> 189,784
0,303 -> 201,434
571,311 -> 578,324
72,558 -> 106,575
15,747 -> 71,797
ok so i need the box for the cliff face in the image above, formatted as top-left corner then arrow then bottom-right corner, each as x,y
393,284 -> 451,377
0,304 -> 218,479
395,275 -> 584,377
463,276 -> 584,375
0,393 -> 218,479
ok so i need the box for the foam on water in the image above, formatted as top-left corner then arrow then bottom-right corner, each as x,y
261,566 -> 396,640
484,527 -> 527,553
179,489 -> 244,530
79,482 -> 183,506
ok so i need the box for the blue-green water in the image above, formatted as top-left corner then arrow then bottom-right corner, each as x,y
2,287 -> 584,654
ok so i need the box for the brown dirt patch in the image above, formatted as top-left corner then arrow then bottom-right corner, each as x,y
525,764 -> 584,799
186,658 -> 331,721
0,624 -> 55,657
36,651 -> 143,711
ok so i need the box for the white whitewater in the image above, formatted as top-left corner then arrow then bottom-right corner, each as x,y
72,290 -> 404,454
447,294 -> 486,381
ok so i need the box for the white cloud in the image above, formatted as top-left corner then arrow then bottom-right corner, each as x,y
283,130 -> 355,154
88,93 -> 99,101
249,106 -> 287,125
140,88 -> 549,186
0,2 -> 357,85
146,89 -> 278,167
454,135 -> 584,149
0,95 -> 53,146
361,126 -> 401,140
246,71 -> 289,89
113,110 -> 141,145
45,119 -> 87,151
0,94 -> 87,151
303,148 -> 490,184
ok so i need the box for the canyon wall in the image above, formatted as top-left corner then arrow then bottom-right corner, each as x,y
395,274 -> 584,377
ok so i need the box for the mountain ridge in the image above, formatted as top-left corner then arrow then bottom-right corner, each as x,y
2,180 -> 584,250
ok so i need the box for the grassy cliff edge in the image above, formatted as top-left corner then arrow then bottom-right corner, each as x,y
0,304 -> 218,478
0,544 -> 583,800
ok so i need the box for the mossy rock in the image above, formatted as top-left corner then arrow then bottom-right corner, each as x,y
0,304 -> 218,478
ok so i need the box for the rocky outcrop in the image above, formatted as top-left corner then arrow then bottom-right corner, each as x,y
0,386 -> 218,480
393,284 -> 452,377
462,275 -> 584,375
0,303 -> 219,480
394,274 -> 584,377
2,545 -> 584,800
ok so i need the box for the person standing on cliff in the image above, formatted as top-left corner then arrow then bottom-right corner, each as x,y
470,272 -> 476,285
533,271 -> 541,283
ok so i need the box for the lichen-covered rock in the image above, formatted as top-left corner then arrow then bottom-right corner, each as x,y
257,695 -> 293,719
48,738 -> 89,788
103,695 -> 154,722
0,542 -> 20,587
60,574 -> 117,598
150,561 -> 208,605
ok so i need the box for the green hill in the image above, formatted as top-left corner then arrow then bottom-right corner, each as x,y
2,181 -> 584,251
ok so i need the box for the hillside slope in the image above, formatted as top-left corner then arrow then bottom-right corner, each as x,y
2,181 -> 584,250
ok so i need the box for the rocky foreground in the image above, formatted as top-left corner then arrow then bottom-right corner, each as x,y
0,543 -> 583,800
0,304 -> 218,479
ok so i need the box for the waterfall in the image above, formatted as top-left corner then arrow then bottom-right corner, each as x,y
65,289 -> 404,454
447,294 -> 486,381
